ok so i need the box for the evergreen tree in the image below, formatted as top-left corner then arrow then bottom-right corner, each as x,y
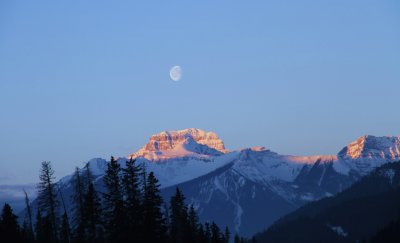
71,164 -> 104,243
141,161 -> 147,199
198,224 -> 207,243
143,172 -> 166,242
21,221 -> 34,243
234,234 -> 241,243
27,156 -> 232,243
71,167 -> 85,243
37,161 -> 59,242
35,210 -> 44,242
23,189 -> 34,242
102,156 -> 127,243
0,203 -> 20,242
59,188 -> 71,243
188,205 -> 200,241
205,223 -> 211,243
211,222 -> 222,243
169,187 -> 189,243
224,227 -> 230,243
60,212 -> 71,243
35,209 -> 55,243
163,202 -> 170,228
122,158 -> 143,242
83,181 -> 103,242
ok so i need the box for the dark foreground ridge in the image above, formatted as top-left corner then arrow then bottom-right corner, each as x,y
254,162 -> 400,243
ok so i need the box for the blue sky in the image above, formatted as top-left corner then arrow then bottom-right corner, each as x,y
1,0 -> 399,184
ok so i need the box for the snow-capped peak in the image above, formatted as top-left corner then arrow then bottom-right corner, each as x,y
338,135 -> 400,160
332,135 -> 400,175
129,128 -> 228,161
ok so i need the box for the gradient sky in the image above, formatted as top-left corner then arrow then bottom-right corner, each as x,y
1,0 -> 400,184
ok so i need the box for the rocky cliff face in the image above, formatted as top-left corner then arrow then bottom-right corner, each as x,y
338,135 -> 400,160
335,135 -> 400,175
129,128 -> 227,160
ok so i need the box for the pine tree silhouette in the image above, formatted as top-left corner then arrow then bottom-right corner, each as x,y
23,189 -> 34,242
143,171 -> 167,242
211,221 -> 222,243
60,212 -> 71,243
35,209 -> 55,243
71,167 -> 85,243
224,226 -> 230,243
122,158 -> 143,242
103,156 -> 127,243
1,203 -> 20,242
169,187 -> 189,243
28,157 -> 244,243
82,179 -> 103,242
188,205 -> 200,241
37,161 -> 59,242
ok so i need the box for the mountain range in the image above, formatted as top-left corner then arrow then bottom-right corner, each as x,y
19,128 -> 400,237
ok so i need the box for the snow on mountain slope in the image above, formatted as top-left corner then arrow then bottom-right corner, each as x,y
68,129 -> 232,188
79,131 -> 400,191
233,147 -> 337,183
136,151 -> 240,188
160,151 -> 350,237
161,163 -> 299,236
62,131 -> 400,195
334,135 -> 400,175
156,132 -> 400,236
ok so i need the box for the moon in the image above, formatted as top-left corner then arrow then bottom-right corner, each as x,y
169,65 -> 182,81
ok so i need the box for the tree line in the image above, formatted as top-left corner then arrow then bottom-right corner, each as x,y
0,158 -> 251,243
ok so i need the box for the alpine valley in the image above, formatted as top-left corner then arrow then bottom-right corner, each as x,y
21,128 -> 400,237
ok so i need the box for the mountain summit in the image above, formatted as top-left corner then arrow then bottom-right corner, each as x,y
335,135 -> 400,175
338,135 -> 400,160
129,128 -> 228,160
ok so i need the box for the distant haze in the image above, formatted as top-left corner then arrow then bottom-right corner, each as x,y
0,0 -> 399,184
